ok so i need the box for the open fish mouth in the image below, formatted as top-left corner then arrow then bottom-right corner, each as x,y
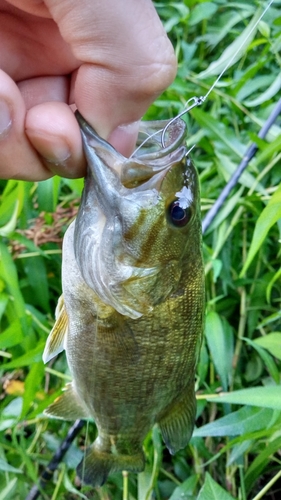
76,112 -> 187,190
73,112 -> 192,319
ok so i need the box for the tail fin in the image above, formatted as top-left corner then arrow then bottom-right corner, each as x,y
77,442 -> 145,487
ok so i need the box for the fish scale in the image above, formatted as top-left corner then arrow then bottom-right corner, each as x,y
43,112 -> 205,487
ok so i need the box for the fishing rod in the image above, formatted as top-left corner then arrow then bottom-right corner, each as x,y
25,419 -> 85,500
202,96 -> 281,234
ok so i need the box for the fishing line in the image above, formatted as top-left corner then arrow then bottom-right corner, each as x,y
27,3 -> 277,497
203,0 -> 275,102
132,0 -> 275,154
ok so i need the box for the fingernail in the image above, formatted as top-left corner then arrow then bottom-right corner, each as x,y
109,121 -> 140,157
0,101 -> 12,136
46,142 -> 71,164
28,135 -> 71,165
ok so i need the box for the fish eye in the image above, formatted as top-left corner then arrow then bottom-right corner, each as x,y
168,201 -> 192,227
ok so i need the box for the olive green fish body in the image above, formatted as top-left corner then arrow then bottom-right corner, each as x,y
43,114 -> 205,486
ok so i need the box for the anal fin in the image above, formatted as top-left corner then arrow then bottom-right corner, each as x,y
158,384 -> 196,455
44,383 -> 90,420
43,295 -> 68,363
77,440 -> 145,486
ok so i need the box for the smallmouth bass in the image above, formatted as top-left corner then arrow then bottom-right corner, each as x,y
43,112 -> 205,486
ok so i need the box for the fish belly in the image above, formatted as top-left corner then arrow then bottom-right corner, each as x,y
61,222 -> 202,485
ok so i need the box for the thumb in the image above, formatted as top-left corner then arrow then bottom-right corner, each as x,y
45,0 -> 177,152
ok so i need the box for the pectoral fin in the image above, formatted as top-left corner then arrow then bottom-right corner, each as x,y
44,383 -> 90,420
43,295 -> 68,363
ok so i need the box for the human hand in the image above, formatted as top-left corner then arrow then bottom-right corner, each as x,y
0,0 -> 176,180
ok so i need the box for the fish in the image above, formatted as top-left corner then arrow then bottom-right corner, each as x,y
43,111 -> 205,487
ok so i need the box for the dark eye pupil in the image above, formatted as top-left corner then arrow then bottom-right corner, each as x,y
171,204 -> 185,221
169,201 -> 191,227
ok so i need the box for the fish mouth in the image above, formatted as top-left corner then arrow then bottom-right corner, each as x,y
76,111 -> 187,193
74,113 -> 189,319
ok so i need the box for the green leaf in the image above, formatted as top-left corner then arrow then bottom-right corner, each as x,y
243,337 -> 280,384
0,458 -> 22,474
244,72 -> 281,107
1,342 -> 45,369
207,386 -> 281,409
189,3 -> 217,26
216,152 -> 265,194
0,241 -> 28,334
205,312 -> 233,391
24,255 -> 50,312
256,133 -> 281,165
197,10 -> 261,78
245,436 -> 281,492
0,200 -> 19,237
63,472 -> 88,499
197,472 -> 235,500
266,267 -> 281,302
26,388 -> 63,419
258,19 -> 270,38
257,310 -> 281,329
2,397 -> 23,418
254,333 -> 281,360
37,176 -> 61,212
236,74 -> 274,102
21,362 -> 45,418
0,180 -> 24,227
9,231 -> 47,256
62,177 -> 84,196
138,465 -> 154,500
0,320 -> 23,349
227,440 -> 253,466
192,108 -> 245,158
0,292 -> 8,320
240,184 -> 281,276
0,478 -> 18,500
193,406 -> 274,437
205,186 -> 243,234
169,475 -> 198,500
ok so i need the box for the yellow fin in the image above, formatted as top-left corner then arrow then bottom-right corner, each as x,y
44,383 -> 90,420
43,295 -> 68,364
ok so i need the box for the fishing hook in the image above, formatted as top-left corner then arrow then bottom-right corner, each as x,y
161,96 -> 205,148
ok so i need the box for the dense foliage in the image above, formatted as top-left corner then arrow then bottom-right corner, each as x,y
1,0 -> 281,498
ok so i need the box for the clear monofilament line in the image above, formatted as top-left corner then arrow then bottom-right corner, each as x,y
203,0 -> 276,101
132,0 -> 275,155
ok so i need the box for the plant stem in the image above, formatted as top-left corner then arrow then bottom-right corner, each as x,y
123,471 -> 129,500
252,468 -> 281,500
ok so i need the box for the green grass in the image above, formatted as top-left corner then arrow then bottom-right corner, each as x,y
1,0 -> 281,498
